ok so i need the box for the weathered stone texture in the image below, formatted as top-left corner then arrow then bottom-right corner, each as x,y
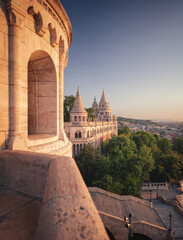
0,0 -> 72,155
36,156 -> 109,240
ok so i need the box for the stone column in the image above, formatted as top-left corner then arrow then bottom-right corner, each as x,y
58,50 -> 68,141
7,9 -> 27,150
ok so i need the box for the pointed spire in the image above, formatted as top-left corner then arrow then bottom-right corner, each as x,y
98,89 -> 111,111
70,87 -> 87,113
100,90 -> 108,104
92,96 -> 98,110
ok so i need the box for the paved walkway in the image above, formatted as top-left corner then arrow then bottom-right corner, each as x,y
153,199 -> 183,240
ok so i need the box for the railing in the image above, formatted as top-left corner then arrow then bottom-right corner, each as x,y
142,182 -> 168,190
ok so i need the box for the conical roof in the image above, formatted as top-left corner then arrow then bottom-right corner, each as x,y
100,90 -> 108,104
70,87 -> 87,114
99,90 -> 110,110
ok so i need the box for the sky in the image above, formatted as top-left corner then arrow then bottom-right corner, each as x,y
61,0 -> 183,121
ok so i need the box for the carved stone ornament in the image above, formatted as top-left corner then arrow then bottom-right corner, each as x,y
8,8 -> 25,28
48,23 -> 58,47
27,6 -> 47,37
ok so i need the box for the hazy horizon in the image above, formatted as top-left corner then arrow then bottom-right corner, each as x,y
61,0 -> 183,122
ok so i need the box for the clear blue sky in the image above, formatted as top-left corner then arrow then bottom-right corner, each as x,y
61,0 -> 183,121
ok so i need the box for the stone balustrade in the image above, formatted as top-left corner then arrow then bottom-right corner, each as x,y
142,182 -> 169,190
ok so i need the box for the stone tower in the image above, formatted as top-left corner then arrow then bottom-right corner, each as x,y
98,90 -> 111,121
70,87 -> 88,123
92,97 -> 98,115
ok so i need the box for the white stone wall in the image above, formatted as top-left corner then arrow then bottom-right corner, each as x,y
0,0 -> 9,150
0,0 -> 72,156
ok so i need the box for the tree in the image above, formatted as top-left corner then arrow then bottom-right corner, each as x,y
133,131 -> 157,150
85,107 -> 96,121
118,126 -> 131,136
161,153 -> 183,181
64,95 -> 75,122
157,138 -> 172,154
173,137 -> 183,155
138,145 -> 155,181
75,145 -> 108,186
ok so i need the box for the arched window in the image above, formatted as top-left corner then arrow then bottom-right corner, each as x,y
83,116 -> 85,121
74,116 -> 77,122
87,130 -> 89,138
79,132 -> 81,138
78,116 -> 81,122
75,131 -> 82,138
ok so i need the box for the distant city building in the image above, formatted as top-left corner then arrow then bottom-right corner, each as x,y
64,87 -> 118,156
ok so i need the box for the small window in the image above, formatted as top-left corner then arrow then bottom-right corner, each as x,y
75,116 -> 77,122
78,116 -> 81,122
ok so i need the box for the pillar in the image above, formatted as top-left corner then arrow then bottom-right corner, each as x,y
59,41 -> 68,141
7,8 -> 27,150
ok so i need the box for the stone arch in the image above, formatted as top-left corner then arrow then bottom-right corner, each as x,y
28,50 -> 57,137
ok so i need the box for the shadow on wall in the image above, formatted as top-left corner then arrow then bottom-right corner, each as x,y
132,233 -> 152,240
106,228 -> 115,240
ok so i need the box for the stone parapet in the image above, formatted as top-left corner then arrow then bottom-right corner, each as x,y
36,156 -> 109,240
98,210 -> 169,240
132,221 -> 169,240
0,151 -> 109,239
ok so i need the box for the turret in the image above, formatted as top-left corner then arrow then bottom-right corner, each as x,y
92,97 -> 98,116
98,90 -> 111,120
70,87 -> 88,123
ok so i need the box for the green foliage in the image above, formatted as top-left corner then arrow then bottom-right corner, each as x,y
75,129 -> 183,197
75,145 -> 108,186
157,138 -> 171,154
85,107 -> 96,121
132,131 -> 156,150
161,153 -> 183,181
64,95 -> 75,122
173,137 -> 183,155
118,126 -> 131,136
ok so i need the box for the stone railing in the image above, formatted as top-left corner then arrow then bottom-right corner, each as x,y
132,221 -> 171,240
142,182 -> 168,190
157,196 -> 183,217
0,151 -> 109,240
98,210 -> 169,240
36,156 -> 109,240
69,137 -> 95,142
